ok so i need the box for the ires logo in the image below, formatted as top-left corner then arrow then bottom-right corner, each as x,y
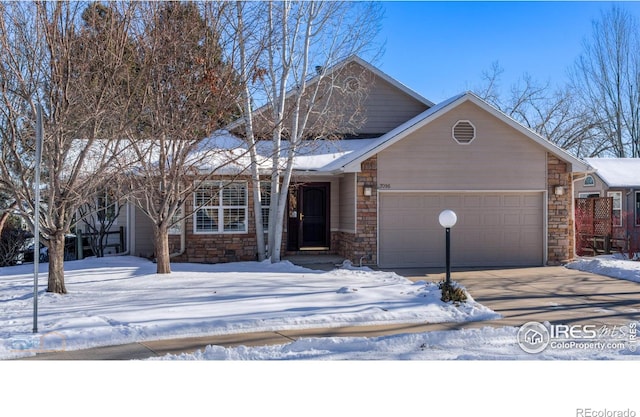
517,321 -> 636,354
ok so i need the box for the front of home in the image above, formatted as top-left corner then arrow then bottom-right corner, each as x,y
124,57 -> 589,268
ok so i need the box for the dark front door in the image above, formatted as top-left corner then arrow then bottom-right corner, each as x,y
287,183 -> 330,250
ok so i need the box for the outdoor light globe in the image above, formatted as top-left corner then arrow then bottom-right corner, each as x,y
439,209 -> 457,228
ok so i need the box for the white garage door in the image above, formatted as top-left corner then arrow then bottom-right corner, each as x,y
379,192 -> 544,268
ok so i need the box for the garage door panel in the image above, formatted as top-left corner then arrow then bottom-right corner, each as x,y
482,213 -> 501,226
504,213 -> 521,226
379,192 -> 544,268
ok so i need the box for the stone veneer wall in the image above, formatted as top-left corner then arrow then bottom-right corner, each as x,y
335,156 -> 378,265
547,153 -> 574,265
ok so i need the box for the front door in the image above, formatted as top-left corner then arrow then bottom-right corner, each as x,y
287,183 -> 330,250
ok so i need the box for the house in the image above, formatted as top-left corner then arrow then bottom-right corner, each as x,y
573,158 -> 640,257
125,56 -> 589,268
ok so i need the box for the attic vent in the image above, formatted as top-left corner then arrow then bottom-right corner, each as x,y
452,120 -> 476,144
344,76 -> 360,92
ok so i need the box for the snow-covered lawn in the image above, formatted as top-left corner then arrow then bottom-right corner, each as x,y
2,255 -> 640,361
3,255 -> 640,417
0,255 -> 497,360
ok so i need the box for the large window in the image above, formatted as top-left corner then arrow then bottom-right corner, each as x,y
96,189 -> 118,225
194,182 -> 247,233
607,191 -> 622,227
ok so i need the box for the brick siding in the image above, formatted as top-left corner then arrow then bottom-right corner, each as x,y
335,156 -> 378,265
547,153 -> 575,264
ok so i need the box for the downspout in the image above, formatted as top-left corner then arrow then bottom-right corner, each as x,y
170,219 -> 186,259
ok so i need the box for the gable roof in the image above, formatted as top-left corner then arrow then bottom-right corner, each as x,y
315,91 -> 590,173
225,55 -> 434,132
585,158 -> 640,188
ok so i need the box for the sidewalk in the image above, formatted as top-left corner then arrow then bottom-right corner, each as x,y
19,265 -> 640,360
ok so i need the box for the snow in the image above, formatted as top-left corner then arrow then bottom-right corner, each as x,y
0,256 -> 497,360
153,325 -> 637,361
566,254 -> 640,283
3,255 -> 640,416
2,255 -> 639,362
184,129 -> 378,173
585,157 -> 640,187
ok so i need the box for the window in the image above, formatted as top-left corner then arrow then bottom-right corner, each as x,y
584,175 -> 595,187
578,192 -> 600,198
452,120 -> 476,144
607,191 -> 622,227
260,181 -> 271,231
168,208 -> 183,235
97,189 -> 118,224
194,182 -> 247,233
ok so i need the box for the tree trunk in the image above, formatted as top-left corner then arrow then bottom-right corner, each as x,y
154,225 -> 171,274
0,211 -> 10,236
47,231 -> 67,294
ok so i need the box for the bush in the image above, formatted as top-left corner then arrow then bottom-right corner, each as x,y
0,217 -> 29,267
439,281 -> 468,305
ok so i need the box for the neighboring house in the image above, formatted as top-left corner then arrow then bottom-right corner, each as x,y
126,56 -> 589,268
574,158 -> 640,256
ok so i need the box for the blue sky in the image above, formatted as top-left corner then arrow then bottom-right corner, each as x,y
375,1 -> 640,103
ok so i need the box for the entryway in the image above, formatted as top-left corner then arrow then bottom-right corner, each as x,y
287,183 -> 330,251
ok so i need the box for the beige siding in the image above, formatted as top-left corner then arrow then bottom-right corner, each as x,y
574,173 -> 606,197
357,72 -> 430,136
330,178 -> 339,230
379,192 -> 544,267
242,61 -> 429,139
132,205 -> 155,258
377,101 -> 547,190
338,173 -> 356,232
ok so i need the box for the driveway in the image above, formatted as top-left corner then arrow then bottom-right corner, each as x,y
390,265 -> 640,328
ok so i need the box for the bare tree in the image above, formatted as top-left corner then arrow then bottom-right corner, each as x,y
570,5 -> 640,157
476,62 -> 602,158
0,1 -> 141,293
124,1 -> 242,274
77,187 -> 122,258
225,1 -> 271,261
228,1 -> 382,262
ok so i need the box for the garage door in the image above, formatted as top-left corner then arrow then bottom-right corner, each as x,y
379,192 -> 544,268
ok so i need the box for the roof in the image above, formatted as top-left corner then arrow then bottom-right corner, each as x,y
314,91 -> 590,173
585,158 -> 640,188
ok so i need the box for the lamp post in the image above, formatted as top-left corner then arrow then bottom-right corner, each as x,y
438,209 -> 457,285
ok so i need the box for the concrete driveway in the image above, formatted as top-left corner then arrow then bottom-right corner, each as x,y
392,265 -> 640,328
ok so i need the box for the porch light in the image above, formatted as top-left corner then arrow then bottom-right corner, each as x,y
363,186 -> 372,197
438,209 -> 457,285
554,186 -> 565,196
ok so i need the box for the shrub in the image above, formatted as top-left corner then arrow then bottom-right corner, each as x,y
439,281 -> 468,305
